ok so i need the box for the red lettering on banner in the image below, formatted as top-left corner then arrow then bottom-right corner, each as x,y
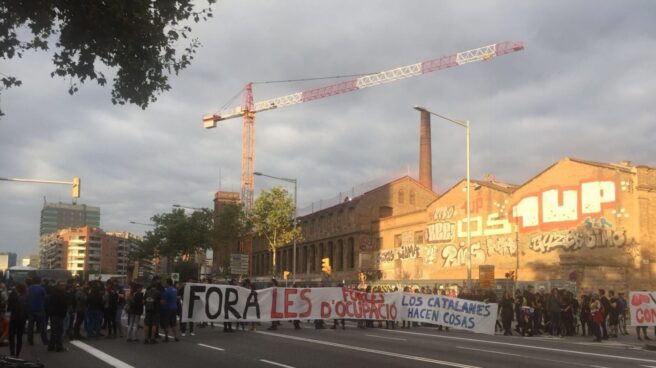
320,302 -> 331,318
270,288 -> 283,319
284,288 -> 298,318
299,289 -> 312,318
637,308 -> 656,324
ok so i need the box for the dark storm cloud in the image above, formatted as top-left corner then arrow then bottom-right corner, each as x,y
1,0 -> 654,258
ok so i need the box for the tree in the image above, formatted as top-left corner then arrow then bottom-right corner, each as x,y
250,186 -> 302,277
0,0 -> 216,116
214,202 -> 252,244
138,208 -> 214,271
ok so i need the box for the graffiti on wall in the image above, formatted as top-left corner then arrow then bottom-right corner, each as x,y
512,180 -> 617,232
432,206 -> 455,221
359,238 -> 378,251
528,219 -> 636,253
486,237 -> 517,256
424,244 -> 437,265
427,222 -> 455,242
379,249 -> 395,263
441,242 -> 487,268
397,244 -> 420,260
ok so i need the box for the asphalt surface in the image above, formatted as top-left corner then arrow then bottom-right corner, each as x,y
13,322 -> 656,368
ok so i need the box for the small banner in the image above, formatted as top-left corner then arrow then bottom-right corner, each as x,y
181,284 -> 498,335
630,291 -> 656,326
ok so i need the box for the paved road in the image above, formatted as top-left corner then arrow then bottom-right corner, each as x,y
14,322 -> 656,368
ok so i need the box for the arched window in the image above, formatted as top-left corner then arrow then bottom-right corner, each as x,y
337,239 -> 344,271
409,190 -> 416,204
398,189 -> 405,204
348,238 -> 355,269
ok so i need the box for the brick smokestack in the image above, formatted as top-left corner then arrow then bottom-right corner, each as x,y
419,110 -> 432,190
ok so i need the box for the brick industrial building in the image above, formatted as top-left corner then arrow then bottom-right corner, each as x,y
247,157 -> 655,292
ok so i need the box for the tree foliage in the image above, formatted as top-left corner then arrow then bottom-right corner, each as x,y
0,0 -> 216,116
137,208 -> 214,263
250,187 -> 302,276
214,202 -> 252,244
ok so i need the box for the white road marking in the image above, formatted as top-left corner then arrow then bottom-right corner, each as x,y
456,346 -> 521,357
589,365 -> 608,368
257,331 -> 479,368
70,340 -> 135,368
198,343 -> 225,351
365,334 -> 407,341
383,329 -> 656,364
260,359 -> 296,368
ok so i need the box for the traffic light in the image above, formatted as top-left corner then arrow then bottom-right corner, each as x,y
321,257 -> 331,275
283,270 -> 290,280
71,177 -> 81,198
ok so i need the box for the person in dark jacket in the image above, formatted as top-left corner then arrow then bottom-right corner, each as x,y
500,290 -> 514,336
8,283 -> 28,357
73,282 -> 88,339
104,282 -> 119,338
48,281 -> 69,352
126,282 -> 143,342
599,289 -> 611,339
26,276 -> 49,346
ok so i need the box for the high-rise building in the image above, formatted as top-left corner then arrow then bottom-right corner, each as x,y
0,252 -> 17,272
39,227 -> 146,278
39,226 -> 103,275
40,202 -> 100,236
104,232 -> 141,275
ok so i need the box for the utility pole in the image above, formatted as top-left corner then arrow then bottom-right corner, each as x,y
1,176 -> 81,203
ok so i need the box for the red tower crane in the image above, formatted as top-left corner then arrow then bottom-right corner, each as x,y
203,41 -> 524,209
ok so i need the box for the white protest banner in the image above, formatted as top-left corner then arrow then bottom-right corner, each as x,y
630,291 -> 656,326
398,293 -> 498,334
182,284 -> 397,324
182,284 -> 498,335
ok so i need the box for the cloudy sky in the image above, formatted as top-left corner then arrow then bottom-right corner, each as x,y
1,1 -> 654,260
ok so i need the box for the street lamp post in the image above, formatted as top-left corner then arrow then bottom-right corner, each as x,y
254,171 -> 298,283
414,105 -> 472,288
172,204 -> 205,211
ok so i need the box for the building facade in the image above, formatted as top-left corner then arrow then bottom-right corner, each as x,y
0,252 -> 17,272
250,176 -> 439,282
212,191 -> 244,275
373,158 -> 656,292
247,157 -> 655,292
40,202 -> 100,236
39,226 -> 143,277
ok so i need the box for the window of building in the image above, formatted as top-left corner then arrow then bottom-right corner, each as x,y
310,245 -> 316,272
394,234 -> 402,248
398,189 -> 405,204
414,230 -> 424,244
409,190 -> 416,205
348,238 -> 355,269
336,240 -> 343,271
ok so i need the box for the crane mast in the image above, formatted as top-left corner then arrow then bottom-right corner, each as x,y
203,41 -> 524,209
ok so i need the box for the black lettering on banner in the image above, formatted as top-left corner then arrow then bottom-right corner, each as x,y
243,290 -> 261,319
188,285 -> 205,319
225,287 -> 241,319
206,286 -> 223,319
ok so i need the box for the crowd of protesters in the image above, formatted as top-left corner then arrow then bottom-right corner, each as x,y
0,273 -> 649,358
494,285 -> 635,342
